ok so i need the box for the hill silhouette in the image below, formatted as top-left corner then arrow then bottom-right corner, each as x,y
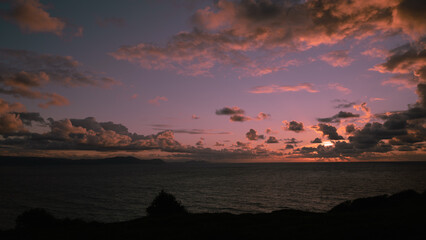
0,156 -> 164,165
1,189 -> 425,239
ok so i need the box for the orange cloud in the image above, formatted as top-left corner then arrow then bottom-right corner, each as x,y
249,83 -> 318,94
5,0 -> 65,35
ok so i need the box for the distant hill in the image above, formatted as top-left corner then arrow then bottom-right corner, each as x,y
0,156 -> 165,166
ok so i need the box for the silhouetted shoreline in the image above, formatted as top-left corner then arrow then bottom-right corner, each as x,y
1,189 -> 425,239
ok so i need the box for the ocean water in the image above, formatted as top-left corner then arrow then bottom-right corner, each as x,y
1,162 -> 426,229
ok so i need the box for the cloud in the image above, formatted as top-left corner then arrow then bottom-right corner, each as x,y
265,136 -> 279,144
214,142 -> 225,147
191,114 -> 200,119
0,113 -> 25,134
353,102 -> 373,122
362,48 -> 389,58
311,138 -> 322,143
285,144 -> 294,149
328,83 -> 351,94
112,0 -> 424,76
0,49 -> 118,108
314,123 -> 344,140
320,50 -> 354,67
282,120 -> 304,132
215,106 -> 245,115
255,112 -> 270,120
229,114 -> 250,122
246,128 -> 264,141
296,101 -> 426,159
13,112 -> 45,126
0,98 -> 26,114
284,138 -> 302,145
1,116 -> 185,152
265,128 -> 277,134
249,83 -> 318,94
392,0 -> 426,39
3,0 -> 66,35
152,127 -> 231,135
216,106 -> 269,122
370,97 -> 386,102
371,38 -> 426,90
346,124 -> 357,134
317,111 -> 360,123
333,99 -> 357,109
148,96 -> 168,105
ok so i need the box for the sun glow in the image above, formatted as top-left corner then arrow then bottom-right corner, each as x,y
323,141 -> 334,147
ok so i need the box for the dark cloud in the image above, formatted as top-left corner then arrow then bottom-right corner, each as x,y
317,111 -> 360,123
0,49 -> 118,108
334,100 -> 357,109
0,116 -> 183,152
230,114 -> 251,122
315,123 -> 344,140
13,112 -> 45,126
216,106 -> 269,122
284,138 -> 302,145
311,138 -> 322,143
215,106 -> 245,115
153,128 -> 232,135
346,124 -> 356,134
282,120 -> 304,132
285,144 -> 294,149
112,0 -> 424,76
371,38 -> 426,91
246,129 -> 264,141
0,112 -> 285,161
2,0 -> 66,35
265,136 -> 279,144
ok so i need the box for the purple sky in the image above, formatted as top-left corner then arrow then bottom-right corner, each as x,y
0,0 -> 425,162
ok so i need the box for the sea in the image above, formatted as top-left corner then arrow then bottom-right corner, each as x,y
1,162 -> 426,229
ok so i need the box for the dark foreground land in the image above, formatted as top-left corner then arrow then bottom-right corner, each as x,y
1,190 -> 426,240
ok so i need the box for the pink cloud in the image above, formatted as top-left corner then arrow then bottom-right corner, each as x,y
370,97 -> 386,102
249,83 -> 318,94
328,83 -> 351,94
148,96 -> 168,105
361,48 -> 389,58
320,50 -> 354,67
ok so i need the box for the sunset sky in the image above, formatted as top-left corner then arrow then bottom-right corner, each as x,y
0,0 -> 425,162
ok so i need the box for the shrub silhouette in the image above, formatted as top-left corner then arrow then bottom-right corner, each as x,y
15,208 -> 57,230
146,190 -> 188,217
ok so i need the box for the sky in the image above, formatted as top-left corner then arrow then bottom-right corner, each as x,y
0,0 -> 425,162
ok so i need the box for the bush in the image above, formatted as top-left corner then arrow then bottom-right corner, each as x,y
146,190 -> 188,217
15,208 -> 57,230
